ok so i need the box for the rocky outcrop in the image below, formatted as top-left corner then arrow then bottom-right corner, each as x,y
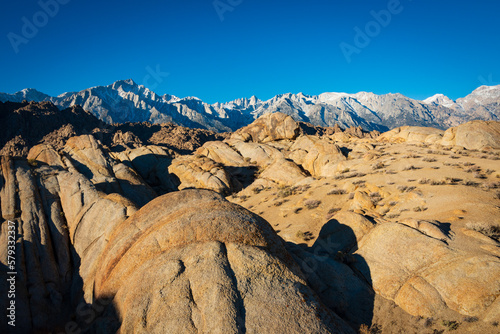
354,222 -> 500,319
232,112 -> 301,143
438,120 -> 500,149
377,126 -> 444,144
168,155 -> 235,194
0,152 -> 355,333
92,190 -> 353,333
289,135 -> 346,177
0,101 -> 226,158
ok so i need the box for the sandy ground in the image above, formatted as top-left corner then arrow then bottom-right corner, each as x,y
229,141 -> 500,333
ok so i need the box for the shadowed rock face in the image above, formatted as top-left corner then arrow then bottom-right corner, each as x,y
0,101 -> 227,158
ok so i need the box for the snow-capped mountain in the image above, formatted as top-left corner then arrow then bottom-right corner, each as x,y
1,80 -> 499,132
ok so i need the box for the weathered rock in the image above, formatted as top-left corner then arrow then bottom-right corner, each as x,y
225,139 -> 285,166
92,189 -> 354,333
353,222 -> 500,319
232,112 -> 301,143
289,135 -> 346,177
439,120 -> 500,150
378,126 -> 444,144
399,219 -> 449,242
168,155 -> 234,194
27,144 -> 64,167
196,141 -> 245,166
258,158 -> 307,185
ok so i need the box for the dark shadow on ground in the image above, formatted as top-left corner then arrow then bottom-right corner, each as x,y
285,218 -> 375,332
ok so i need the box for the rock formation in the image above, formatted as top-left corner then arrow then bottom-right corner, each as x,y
1,106 -> 500,333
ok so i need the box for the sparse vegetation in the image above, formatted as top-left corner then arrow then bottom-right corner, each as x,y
27,159 -> 38,167
441,320 -> 460,331
423,157 -> 437,162
402,165 -> 420,171
463,316 -> 478,323
465,222 -> 500,241
277,186 -> 295,198
430,179 -> 446,186
252,186 -> 264,194
304,199 -> 321,210
461,180 -> 479,187
328,189 -> 347,195
358,323 -> 382,334
413,206 -> 428,212
372,162 -> 385,170
295,230 -> 314,241
423,317 -> 434,328
397,185 -> 416,192
473,172 -> 487,179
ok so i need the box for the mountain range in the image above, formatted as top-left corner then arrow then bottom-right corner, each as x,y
1,79 -> 499,132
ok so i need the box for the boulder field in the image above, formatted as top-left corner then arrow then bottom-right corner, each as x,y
1,110 -> 500,333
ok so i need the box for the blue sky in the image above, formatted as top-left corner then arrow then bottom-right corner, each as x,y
0,0 -> 499,103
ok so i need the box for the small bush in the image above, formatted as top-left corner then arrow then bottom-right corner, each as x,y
413,206 -> 427,212
397,185 -> 416,192
252,186 -> 264,194
419,178 -> 431,184
402,165 -> 420,171
304,199 -> 321,210
423,157 -> 437,162
466,222 -> 500,241
445,177 -> 462,184
327,207 -> 341,215
463,316 -> 478,323
442,320 -> 460,331
372,162 -> 385,170
295,230 -> 313,241
27,159 -> 38,167
328,189 -> 347,195
462,180 -> 479,187
277,186 -> 295,198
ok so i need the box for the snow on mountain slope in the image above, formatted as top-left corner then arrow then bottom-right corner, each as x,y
1,81 -> 499,132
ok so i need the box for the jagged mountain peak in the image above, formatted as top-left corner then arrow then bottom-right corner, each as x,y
423,93 -> 456,106
1,80 -> 500,132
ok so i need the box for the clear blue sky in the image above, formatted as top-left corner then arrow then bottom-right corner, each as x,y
1,0 -> 499,103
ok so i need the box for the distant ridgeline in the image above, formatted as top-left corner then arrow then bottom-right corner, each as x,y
1,80 -> 499,132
